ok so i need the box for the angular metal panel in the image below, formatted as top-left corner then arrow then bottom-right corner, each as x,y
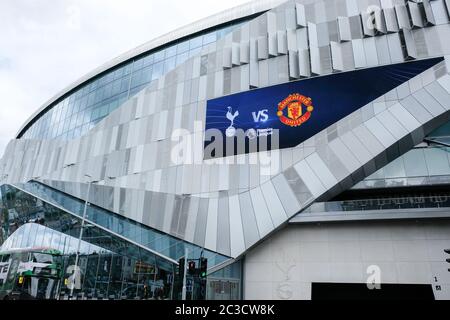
338,16 -> 352,42
250,187 -> 274,238
232,43 -> 240,66
311,45 -> 332,75
296,3 -> 307,27
298,48 -> 311,77
384,7 -> 399,33
193,197 -> 209,248
222,47 -> 232,69
240,41 -> 250,64
304,153 -> 338,190
216,193 -> 231,256
423,0 -> 436,26
375,109 -> 409,140
268,32 -> 278,57
374,9 -> 387,34
227,194 -> 245,258
340,130 -> 373,165
239,192 -> 260,248
288,50 -> 300,79
400,29 -> 418,59
260,179 -> 287,228
395,4 -> 412,29
361,12 -> 376,37
286,28 -> 297,51
282,166 -> 314,209
388,103 -> 422,132
413,88 -> 446,117
277,30 -> 288,55
352,39 -> 366,68
408,1 -> 425,28
271,173 -> 301,216
364,117 -> 397,148
205,198 -> 219,251
328,136 -> 362,173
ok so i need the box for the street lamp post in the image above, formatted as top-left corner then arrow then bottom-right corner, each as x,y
181,247 -> 188,300
69,174 -> 95,299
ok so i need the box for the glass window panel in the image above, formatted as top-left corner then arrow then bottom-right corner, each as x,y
367,166 -> 384,180
203,32 -> 217,45
141,66 -> 152,84
165,45 -> 177,58
76,112 -> 84,127
428,121 -> 450,138
69,115 -> 77,130
94,88 -> 104,104
91,79 -> 99,91
91,107 -> 101,121
164,57 -> 176,73
74,126 -> 82,137
87,92 -> 96,106
108,100 -> 119,113
424,148 -> 450,176
403,149 -> 429,177
68,92 -> 75,104
72,100 -> 80,114
105,71 -> 114,84
133,58 -> 144,71
189,47 -> 202,58
103,83 -> 113,100
79,96 -> 88,110
81,123 -> 90,135
176,52 -> 189,66
120,76 -> 130,92
189,36 -> 203,50
153,50 -> 165,63
152,62 -> 164,80
100,104 -> 109,117
176,40 -> 189,54
113,67 -> 124,80
123,62 -> 133,75
142,53 -> 154,67
384,157 -> 406,178
130,70 -> 143,89
56,122 -> 63,136
111,79 -> 122,96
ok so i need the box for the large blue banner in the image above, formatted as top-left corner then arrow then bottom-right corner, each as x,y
204,57 -> 443,158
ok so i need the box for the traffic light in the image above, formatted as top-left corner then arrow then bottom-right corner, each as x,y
188,260 -> 196,275
445,249 -> 450,272
178,258 -> 185,280
199,257 -> 207,279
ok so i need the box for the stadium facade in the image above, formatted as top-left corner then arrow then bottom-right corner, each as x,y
1,0 -> 450,300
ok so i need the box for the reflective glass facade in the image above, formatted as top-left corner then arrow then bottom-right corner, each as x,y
19,20 -> 248,141
0,185 -> 176,299
354,121 -> 450,190
12,181 -> 229,267
0,183 -> 242,300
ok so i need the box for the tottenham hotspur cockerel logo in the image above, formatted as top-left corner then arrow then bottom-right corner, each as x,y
225,106 -> 239,137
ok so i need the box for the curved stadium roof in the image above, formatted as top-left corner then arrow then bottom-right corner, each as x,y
15,0 -> 285,139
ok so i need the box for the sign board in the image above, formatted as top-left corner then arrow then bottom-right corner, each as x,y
204,57 -> 443,158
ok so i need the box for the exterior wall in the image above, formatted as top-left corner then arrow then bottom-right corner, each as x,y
2,0 -> 450,260
244,219 -> 450,300
2,0 -> 450,262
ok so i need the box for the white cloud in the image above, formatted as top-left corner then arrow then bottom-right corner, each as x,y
0,0 -> 251,155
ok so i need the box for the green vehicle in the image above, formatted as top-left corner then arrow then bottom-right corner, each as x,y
0,248 -> 63,300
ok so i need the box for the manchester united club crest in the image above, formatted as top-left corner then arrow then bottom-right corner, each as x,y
277,93 -> 314,127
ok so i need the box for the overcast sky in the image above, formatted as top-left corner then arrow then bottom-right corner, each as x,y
0,0 -> 251,156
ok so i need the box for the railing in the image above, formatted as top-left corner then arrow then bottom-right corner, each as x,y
353,175 -> 450,190
304,195 -> 450,214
